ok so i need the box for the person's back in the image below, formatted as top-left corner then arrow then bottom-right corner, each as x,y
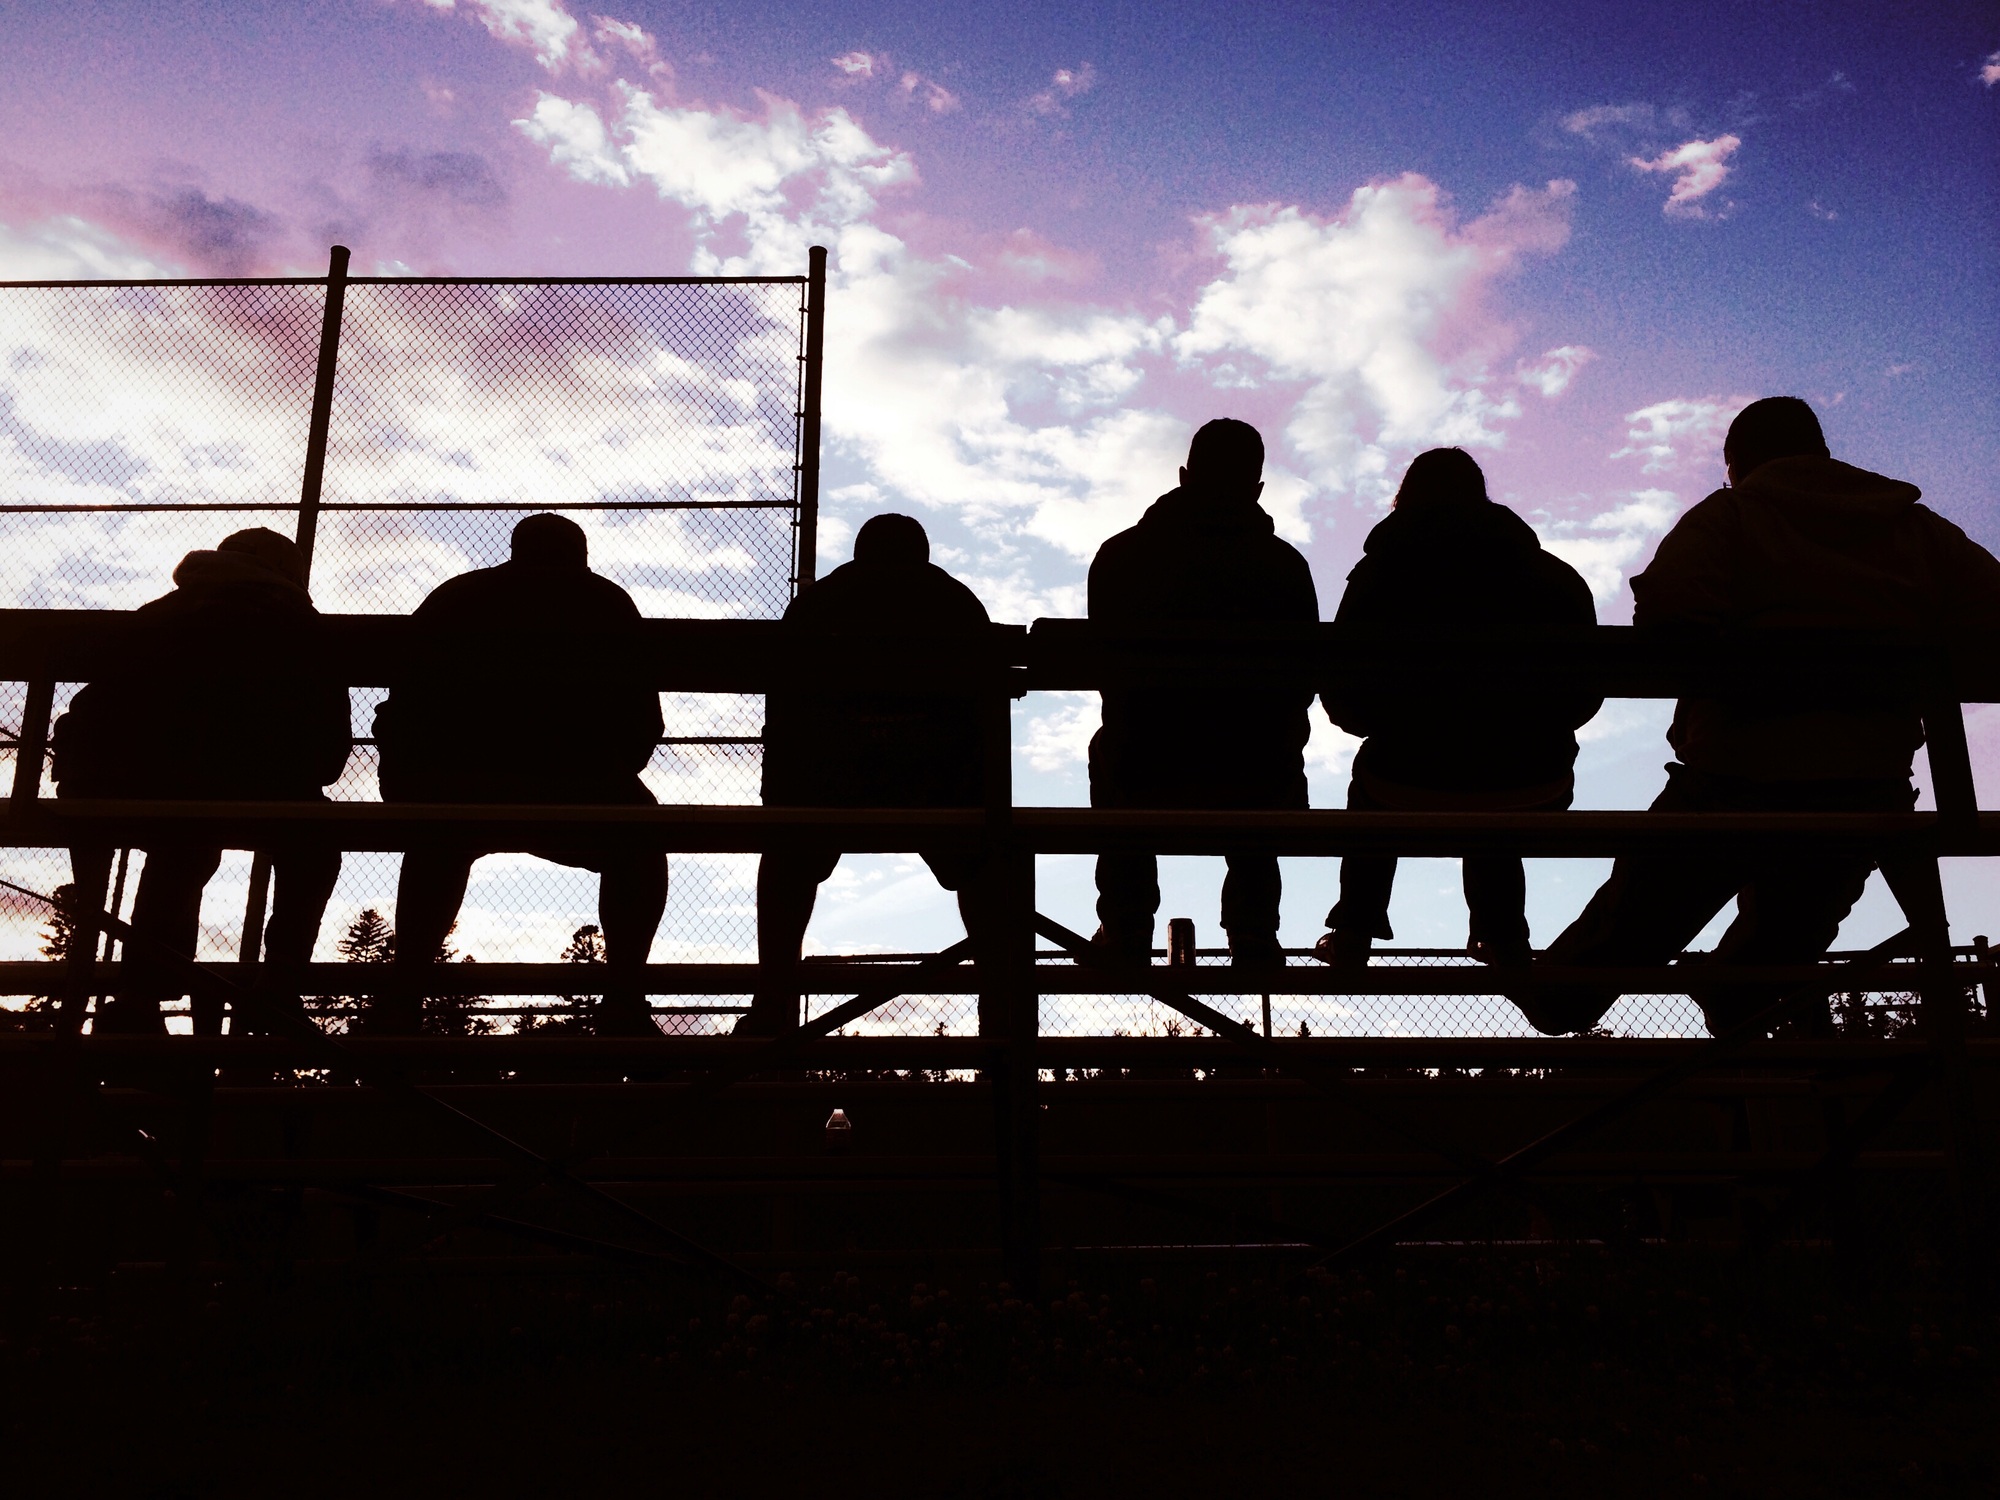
746,515 -> 999,1035
50,528 -> 349,1034
374,513 -> 662,804
1086,419 -> 1319,967
763,518 -> 991,811
55,530 -> 349,800
1633,450 -> 2000,781
1318,449 -> 1599,968
1529,397 -> 2000,1038
1325,448 -> 1600,795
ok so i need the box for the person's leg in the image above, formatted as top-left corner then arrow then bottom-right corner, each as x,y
382,847 -> 476,1035
115,845 -> 223,1035
919,848 -> 1008,1035
742,848 -> 839,1035
1221,853 -> 1284,966
252,846 -> 342,1035
1463,855 -> 1530,959
1526,768 -> 1744,1034
1092,852 -> 1159,960
595,851 -> 669,1035
1692,850 -> 1878,1036
1322,780 -> 1394,964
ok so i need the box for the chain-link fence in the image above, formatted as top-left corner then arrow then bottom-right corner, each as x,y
0,256 -> 816,995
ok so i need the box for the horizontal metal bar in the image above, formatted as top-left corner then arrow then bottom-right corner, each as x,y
0,275 -> 806,289
0,500 -> 794,515
0,801 -> 1989,858
0,958 -> 1958,997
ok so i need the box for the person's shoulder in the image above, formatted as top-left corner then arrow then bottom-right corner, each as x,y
412,564 -> 504,616
579,568 -> 643,616
921,563 -> 992,623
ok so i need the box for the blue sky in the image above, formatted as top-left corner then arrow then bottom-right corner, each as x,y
1,0 -> 1997,974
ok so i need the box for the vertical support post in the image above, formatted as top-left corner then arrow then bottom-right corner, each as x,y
793,245 -> 827,594
11,678 -> 54,804
238,851 -> 272,969
296,244 -> 350,584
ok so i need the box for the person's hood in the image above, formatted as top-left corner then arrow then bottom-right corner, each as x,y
1135,484 -> 1276,541
1359,495 -> 1541,561
1732,455 -> 1921,528
170,548 -> 313,604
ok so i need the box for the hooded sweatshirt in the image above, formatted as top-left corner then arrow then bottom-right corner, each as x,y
52,548 -> 351,799
1631,455 -> 2000,781
1324,494 -> 1600,794
761,555 -> 991,808
1087,485 -> 1320,806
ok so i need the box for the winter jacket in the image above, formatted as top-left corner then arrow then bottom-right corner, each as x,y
1087,485 -> 1320,808
373,559 -> 662,804
1323,495 -> 1600,794
51,549 -> 351,800
1632,456 -> 2000,781
761,556 -> 992,808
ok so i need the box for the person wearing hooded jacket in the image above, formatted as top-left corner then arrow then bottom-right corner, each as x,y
1086,418 -> 1320,967
1524,397 -> 2000,1037
1318,448 -> 1600,969
742,513 -> 998,1034
372,513 -> 667,1036
51,528 -> 351,1035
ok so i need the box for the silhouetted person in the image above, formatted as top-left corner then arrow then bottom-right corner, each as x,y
1087,419 -> 1319,967
51,528 -> 350,1034
372,514 -> 666,1036
1526,397 -> 2000,1036
744,514 -> 997,1034
1319,449 -> 1600,968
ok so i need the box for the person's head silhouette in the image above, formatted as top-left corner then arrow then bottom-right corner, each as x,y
511,513 -> 589,570
852,512 -> 930,567
1393,448 -> 1488,510
1180,418 -> 1265,501
1724,397 -> 1828,484
216,526 -> 309,588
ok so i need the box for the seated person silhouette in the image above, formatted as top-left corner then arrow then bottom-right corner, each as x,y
1318,448 -> 1600,968
743,513 -> 995,1035
1086,418 -> 1319,968
51,528 -> 351,1035
372,514 -> 666,1036
1526,397 -> 2000,1037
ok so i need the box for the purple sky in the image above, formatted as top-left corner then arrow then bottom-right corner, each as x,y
3,0 -> 1998,969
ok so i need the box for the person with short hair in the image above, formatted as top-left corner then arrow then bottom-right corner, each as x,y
52,527 -> 351,1034
1317,448 -> 1600,969
1086,418 -> 1320,967
1524,397 -> 2000,1036
743,513 -> 997,1035
372,513 -> 666,1036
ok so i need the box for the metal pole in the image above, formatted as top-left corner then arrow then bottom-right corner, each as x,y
10,679 -> 53,803
296,244 -> 350,584
239,851 -> 272,968
793,245 -> 827,594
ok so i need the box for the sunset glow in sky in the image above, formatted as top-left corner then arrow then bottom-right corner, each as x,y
2,0 -> 1997,963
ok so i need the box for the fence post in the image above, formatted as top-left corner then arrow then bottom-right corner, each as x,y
10,678 -> 53,804
794,245 -> 827,593
295,244 -> 350,584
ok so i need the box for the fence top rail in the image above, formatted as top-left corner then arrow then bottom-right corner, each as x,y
0,611 -> 1994,701
0,274 -> 808,290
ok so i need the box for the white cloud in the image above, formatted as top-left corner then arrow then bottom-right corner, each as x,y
1028,62 -> 1098,116
1628,135 -> 1740,218
420,0 -> 596,73
899,72 -> 961,115
1518,344 -> 1595,398
1612,396 -> 1741,474
1538,487 -> 1682,602
1981,50 -> 2000,87
1174,176 -> 1576,498
832,51 -> 880,78
1808,199 -> 1838,221
0,215 -> 173,278
515,93 -> 630,184
1560,102 -> 1659,138
1022,692 -> 1100,772
593,16 -> 667,77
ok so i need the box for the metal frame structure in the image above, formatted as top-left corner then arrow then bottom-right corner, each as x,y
0,615 -> 1994,1290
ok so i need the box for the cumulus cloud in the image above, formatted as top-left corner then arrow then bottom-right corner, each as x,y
516,93 -> 631,185
1628,135 -> 1740,218
1028,63 -> 1097,116
898,72 -> 961,114
1981,50 -> 2000,87
594,16 -> 668,77
419,0 -> 596,73
1518,345 -> 1595,398
1612,396 -> 1742,475
832,51 -> 881,78
1560,102 -> 1663,139
1538,488 -> 1682,603
0,216 -> 172,279
1174,176 -> 1577,498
